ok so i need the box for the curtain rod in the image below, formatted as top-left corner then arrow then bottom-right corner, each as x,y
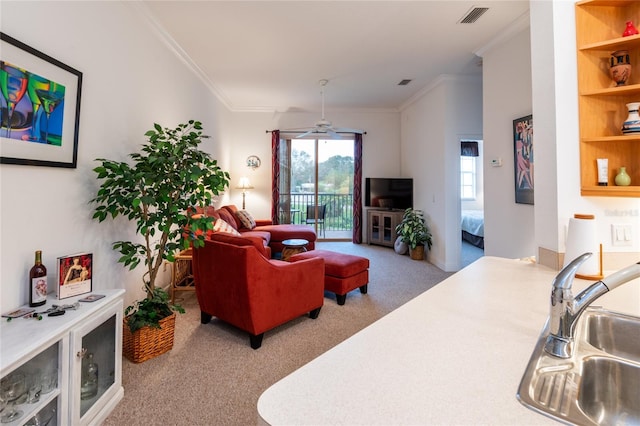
266,130 -> 367,135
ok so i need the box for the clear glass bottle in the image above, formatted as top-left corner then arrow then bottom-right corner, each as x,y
80,352 -> 98,400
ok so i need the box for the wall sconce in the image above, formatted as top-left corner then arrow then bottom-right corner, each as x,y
246,155 -> 261,170
236,177 -> 254,210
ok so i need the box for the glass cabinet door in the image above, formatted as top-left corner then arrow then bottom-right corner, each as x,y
1,339 -> 66,426
70,300 -> 122,425
371,214 -> 380,241
382,215 -> 392,243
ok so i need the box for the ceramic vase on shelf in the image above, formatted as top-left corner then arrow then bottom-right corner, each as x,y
610,50 -> 632,86
623,21 -> 639,37
621,102 -> 640,134
615,167 -> 631,186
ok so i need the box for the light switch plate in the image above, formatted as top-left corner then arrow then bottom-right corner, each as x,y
611,224 -> 633,247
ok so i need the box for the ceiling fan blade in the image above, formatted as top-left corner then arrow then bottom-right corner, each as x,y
295,130 -> 314,138
326,129 -> 342,139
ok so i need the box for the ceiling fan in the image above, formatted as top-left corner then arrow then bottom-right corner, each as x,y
293,79 -> 362,139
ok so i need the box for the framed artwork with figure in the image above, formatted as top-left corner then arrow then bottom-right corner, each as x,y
57,252 -> 93,300
513,114 -> 534,205
0,32 -> 82,168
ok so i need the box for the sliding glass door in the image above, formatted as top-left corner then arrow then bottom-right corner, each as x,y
287,137 -> 354,240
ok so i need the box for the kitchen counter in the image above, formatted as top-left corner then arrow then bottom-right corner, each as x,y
257,256 -> 640,425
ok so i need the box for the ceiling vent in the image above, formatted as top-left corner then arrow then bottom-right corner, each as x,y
398,79 -> 412,86
458,6 -> 489,24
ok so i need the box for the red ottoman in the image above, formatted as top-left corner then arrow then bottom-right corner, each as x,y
289,250 -> 369,305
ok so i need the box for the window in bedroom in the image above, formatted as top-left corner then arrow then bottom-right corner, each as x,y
460,156 -> 476,200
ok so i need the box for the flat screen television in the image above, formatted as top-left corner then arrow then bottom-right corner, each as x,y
365,177 -> 413,210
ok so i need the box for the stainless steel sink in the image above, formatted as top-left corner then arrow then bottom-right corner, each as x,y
518,308 -> 640,425
578,357 -> 640,425
584,311 -> 640,360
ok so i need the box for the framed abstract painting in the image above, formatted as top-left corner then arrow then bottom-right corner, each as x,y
513,114 -> 533,205
0,32 -> 82,168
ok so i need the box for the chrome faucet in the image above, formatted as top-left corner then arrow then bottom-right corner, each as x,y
544,252 -> 640,358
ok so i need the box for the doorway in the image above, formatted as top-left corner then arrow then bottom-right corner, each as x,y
460,139 -> 485,268
288,137 -> 354,240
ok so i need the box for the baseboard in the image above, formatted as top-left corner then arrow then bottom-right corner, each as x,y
538,246 -> 640,272
538,247 -> 562,271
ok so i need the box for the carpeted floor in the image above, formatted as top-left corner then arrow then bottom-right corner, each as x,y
103,242 -> 453,426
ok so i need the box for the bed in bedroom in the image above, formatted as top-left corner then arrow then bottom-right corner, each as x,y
461,210 -> 484,249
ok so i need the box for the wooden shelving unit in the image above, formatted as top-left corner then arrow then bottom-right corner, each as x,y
576,0 -> 640,197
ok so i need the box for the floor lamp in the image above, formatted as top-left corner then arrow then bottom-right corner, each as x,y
236,177 -> 254,210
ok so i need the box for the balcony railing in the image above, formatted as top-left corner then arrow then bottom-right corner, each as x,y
280,193 -> 353,233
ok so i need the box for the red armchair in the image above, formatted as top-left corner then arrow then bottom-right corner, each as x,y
192,233 -> 325,349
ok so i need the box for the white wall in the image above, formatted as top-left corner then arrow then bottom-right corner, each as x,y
530,1 -> 640,269
482,28 -> 536,259
225,110 -> 402,220
180,0 -> 640,272
0,1 -> 231,312
3,1 -> 637,317
400,75 -> 483,271
401,0 -> 640,271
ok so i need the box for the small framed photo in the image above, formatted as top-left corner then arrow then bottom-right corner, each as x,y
57,253 -> 93,300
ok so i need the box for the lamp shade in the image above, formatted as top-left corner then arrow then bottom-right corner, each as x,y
236,177 -> 254,190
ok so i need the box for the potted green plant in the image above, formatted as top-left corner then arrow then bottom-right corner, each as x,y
92,120 -> 229,362
395,208 -> 433,260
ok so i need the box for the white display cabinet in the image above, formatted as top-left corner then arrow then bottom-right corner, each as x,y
0,289 -> 124,426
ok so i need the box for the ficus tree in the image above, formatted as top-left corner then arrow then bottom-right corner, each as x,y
92,120 -> 230,331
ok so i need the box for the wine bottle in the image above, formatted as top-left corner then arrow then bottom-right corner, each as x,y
29,250 -> 47,307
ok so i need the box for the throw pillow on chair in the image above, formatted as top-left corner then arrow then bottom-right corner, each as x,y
213,219 -> 241,236
236,210 -> 257,229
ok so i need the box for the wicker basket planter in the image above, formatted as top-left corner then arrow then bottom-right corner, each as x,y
123,312 -> 176,363
409,245 -> 425,260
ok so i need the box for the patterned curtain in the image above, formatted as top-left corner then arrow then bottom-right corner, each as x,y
271,131 -> 292,224
271,130 -> 280,223
461,141 -> 479,157
352,133 -> 363,243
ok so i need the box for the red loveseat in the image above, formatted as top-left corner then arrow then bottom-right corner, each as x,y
195,204 -> 317,256
192,232 -> 325,349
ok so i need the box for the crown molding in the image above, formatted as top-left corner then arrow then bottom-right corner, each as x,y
399,74 -> 481,112
474,10 -> 530,58
130,2 -> 484,115
129,1 -> 234,111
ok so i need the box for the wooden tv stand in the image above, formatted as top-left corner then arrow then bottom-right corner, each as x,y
367,209 -> 404,247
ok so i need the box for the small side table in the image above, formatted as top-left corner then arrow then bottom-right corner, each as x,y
281,239 -> 309,261
170,249 -> 194,303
